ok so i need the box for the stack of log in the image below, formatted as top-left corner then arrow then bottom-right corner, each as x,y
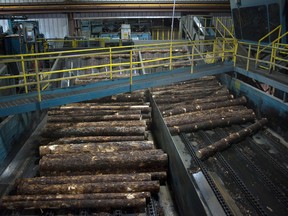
1,91 -> 167,213
151,76 -> 256,135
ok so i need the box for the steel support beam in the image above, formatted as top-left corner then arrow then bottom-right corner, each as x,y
0,3 -> 230,14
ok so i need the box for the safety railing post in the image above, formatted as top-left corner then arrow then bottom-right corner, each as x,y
21,56 -> 28,93
109,48 -> 113,79
169,43 -> 173,70
222,39 -> 225,62
255,41 -> 261,66
191,44 -> 195,74
157,30 -> 159,40
213,38 -> 218,63
233,40 -> 238,66
34,59 -> 42,102
270,42 -> 276,72
130,50 -> 133,87
246,44 -> 252,71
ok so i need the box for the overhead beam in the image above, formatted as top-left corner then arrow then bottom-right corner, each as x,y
0,3 -> 230,14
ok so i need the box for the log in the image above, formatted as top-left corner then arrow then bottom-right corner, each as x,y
16,173 -> 152,185
162,96 -> 247,117
17,181 -> 160,195
48,109 -> 142,116
164,107 -> 252,127
58,105 -> 151,113
43,120 -> 147,132
169,114 -> 256,134
39,152 -> 167,175
47,114 -> 142,123
2,198 -> 146,210
153,90 -> 229,104
49,136 -> 146,144
152,86 -> 224,96
2,192 -> 150,202
151,79 -> 220,92
196,118 -> 268,159
39,141 -> 155,156
157,95 -> 234,111
41,126 -> 147,138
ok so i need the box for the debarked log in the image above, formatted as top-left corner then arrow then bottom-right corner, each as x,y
39,141 -> 155,156
47,114 -> 142,123
2,198 -> 146,210
49,136 -> 146,145
17,181 -> 160,195
41,126 -> 147,138
196,118 -> 268,159
162,96 -> 247,116
169,114 -> 256,134
16,173 -> 152,186
164,107 -> 252,127
39,152 -> 167,175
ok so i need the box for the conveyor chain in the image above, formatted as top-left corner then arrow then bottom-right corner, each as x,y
233,126 -> 288,179
146,197 -> 158,216
179,133 -> 233,216
215,128 -> 288,209
198,130 -> 268,216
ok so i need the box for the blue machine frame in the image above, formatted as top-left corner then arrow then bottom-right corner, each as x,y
230,0 -> 287,43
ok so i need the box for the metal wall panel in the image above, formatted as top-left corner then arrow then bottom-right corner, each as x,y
0,20 -> 8,32
27,14 -> 68,38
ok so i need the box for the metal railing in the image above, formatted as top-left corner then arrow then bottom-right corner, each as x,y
0,40 -> 234,102
1,37 -> 287,103
255,25 -> 283,68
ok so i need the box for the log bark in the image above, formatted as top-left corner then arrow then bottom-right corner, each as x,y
169,114 -> 256,134
152,86 -> 224,96
39,150 -> 167,174
47,114 -> 142,123
49,136 -> 146,145
17,181 -> 160,195
157,95 -> 234,111
162,96 -> 247,117
16,174 -> 152,185
153,90 -> 229,104
164,107 -> 252,127
41,126 -> 147,138
2,198 -> 146,210
39,141 -> 155,156
48,109 -> 142,116
43,121 -> 147,132
2,192 -> 150,202
58,105 -> 151,113
196,118 -> 268,159
151,80 -> 220,92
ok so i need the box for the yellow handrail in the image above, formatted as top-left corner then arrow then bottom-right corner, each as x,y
215,18 -> 235,39
255,25 -> 282,65
2,38 -> 286,103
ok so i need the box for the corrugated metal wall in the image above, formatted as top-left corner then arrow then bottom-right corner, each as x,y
0,14 -> 68,38
28,14 -> 68,38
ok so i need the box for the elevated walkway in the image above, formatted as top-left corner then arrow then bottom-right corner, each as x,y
0,63 -> 233,117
